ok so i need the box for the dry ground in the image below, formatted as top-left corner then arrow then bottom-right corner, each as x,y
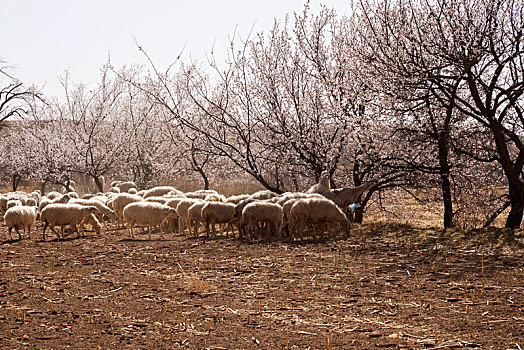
0,220 -> 523,350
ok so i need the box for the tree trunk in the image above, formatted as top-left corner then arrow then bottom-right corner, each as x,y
505,183 -> 523,230
437,133 -> 453,228
196,167 -> 209,190
12,174 -> 21,191
93,176 -> 104,193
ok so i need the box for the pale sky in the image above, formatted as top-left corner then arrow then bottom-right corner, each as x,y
1,0 -> 350,97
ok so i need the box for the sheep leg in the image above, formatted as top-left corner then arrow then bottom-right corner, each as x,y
15,227 -> 23,240
42,222 -> 48,241
148,226 -> 152,240
8,227 -> 14,240
49,226 -> 61,239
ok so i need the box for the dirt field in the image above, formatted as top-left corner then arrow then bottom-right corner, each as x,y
1,222 -> 523,349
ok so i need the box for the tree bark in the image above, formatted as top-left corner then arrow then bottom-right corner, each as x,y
12,173 -> 21,191
437,133 -> 453,228
93,175 -> 104,193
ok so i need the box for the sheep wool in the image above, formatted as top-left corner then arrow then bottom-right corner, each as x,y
4,206 -> 37,240
123,202 -> 178,240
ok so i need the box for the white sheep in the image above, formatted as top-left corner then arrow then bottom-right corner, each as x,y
204,193 -> 226,202
21,197 -> 38,207
187,201 -> 208,237
248,190 -> 279,201
107,193 -> 143,227
184,192 -> 208,200
123,202 -> 178,240
82,214 -> 102,235
145,196 -> 169,204
108,186 -> 121,193
241,202 -> 283,241
46,191 -> 62,200
4,206 -> 37,240
115,181 -> 138,193
6,199 -> 22,209
201,202 -> 237,237
40,204 -> 100,240
289,197 -> 350,241
143,186 -> 180,199
0,195 -> 8,214
69,198 -> 117,227
226,194 -> 250,204
38,193 -> 71,212
306,170 -> 331,194
176,198 -> 202,234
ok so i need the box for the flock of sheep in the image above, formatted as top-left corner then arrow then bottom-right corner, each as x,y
1,173 -> 378,242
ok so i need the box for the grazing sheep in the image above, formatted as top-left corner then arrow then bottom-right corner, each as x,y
108,193 -> 143,227
4,206 -> 37,240
201,202 -> 237,237
248,190 -> 279,201
289,198 -> 350,241
306,170 -> 331,194
187,201 -> 208,237
233,198 -> 262,238
226,194 -> 250,204
241,202 -> 283,241
176,199 -> 202,234
123,202 -> 178,240
321,180 -> 378,210
40,204 -> 100,240
82,214 -> 102,235
143,186 -> 180,199
6,199 -> 22,209
69,198 -> 117,227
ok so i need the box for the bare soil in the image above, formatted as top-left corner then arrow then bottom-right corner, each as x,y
1,222 -> 523,349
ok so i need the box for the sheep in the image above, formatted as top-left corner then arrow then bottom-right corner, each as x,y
3,206 -> 37,240
288,197 -> 350,241
187,201 -> 208,237
241,202 -> 283,241
204,193 -> 226,202
108,186 -> 121,193
143,186 -> 180,199
6,199 -> 22,209
38,194 -> 71,212
226,194 -> 250,204
184,192 -> 208,200
21,197 -> 38,207
82,214 -> 102,235
69,198 -> 117,227
0,195 -> 8,214
145,196 -> 169,205
108,193 -> 143,227
248,190 -> 279,201
114,181 -> 138,193
321,179 -> 378,212
201,202 -> 237,237
176,199 -> 202,234
233,198 -> 262,238
40,204 -> 100,240
122,202 -> 178,240
46,191 -> 62,200
306,170 -> 331,194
